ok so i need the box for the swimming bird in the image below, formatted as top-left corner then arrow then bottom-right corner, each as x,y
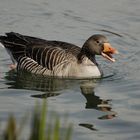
0,32 -> 118,78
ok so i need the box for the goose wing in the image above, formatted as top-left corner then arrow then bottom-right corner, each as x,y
26,45 -> 77,70
0,32 -> 81,71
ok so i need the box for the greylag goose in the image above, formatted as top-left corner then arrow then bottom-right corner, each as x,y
0,32 -> 118,78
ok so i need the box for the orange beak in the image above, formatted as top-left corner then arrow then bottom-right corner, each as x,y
101,43 -> 118,62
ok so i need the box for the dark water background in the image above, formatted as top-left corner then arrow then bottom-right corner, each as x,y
0,0 -> 140,139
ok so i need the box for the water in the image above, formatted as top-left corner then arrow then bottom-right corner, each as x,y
0,0 -> 140,139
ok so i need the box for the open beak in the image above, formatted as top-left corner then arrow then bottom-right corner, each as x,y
101,43 -> 119,62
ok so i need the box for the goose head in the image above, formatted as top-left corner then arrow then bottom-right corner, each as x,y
82,34 -> 118,62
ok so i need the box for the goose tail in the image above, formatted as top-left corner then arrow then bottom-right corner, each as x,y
0,32 -> 29,63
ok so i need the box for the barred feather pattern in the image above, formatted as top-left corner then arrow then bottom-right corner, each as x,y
17,47 -> 76,77
0,32 -> 102,77
0,32 -> 80,76
26,46 -> 69,70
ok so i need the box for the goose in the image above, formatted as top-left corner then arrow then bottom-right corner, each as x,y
0,32 -> 118,78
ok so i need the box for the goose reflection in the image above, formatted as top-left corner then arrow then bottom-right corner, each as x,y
4,70 -> 117,122
4,70 -> 68,98
80,81 -> 117,120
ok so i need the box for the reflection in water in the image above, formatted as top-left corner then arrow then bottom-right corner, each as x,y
79,82 -> 117,131
4,70 -> 117,131
80,82 -> 111,110
4,70 -> 68,98
79,123 -> 98,131
80,82 -> 117,120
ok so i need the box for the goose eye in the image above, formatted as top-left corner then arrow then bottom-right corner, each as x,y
96,40 -> 100,44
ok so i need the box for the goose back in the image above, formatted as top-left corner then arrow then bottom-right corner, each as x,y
0,32 -> 85,76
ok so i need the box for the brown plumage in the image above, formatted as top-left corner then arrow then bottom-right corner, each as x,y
0,32 -> 118,78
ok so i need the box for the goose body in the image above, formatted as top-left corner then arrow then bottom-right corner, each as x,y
0,32 -> 118,78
